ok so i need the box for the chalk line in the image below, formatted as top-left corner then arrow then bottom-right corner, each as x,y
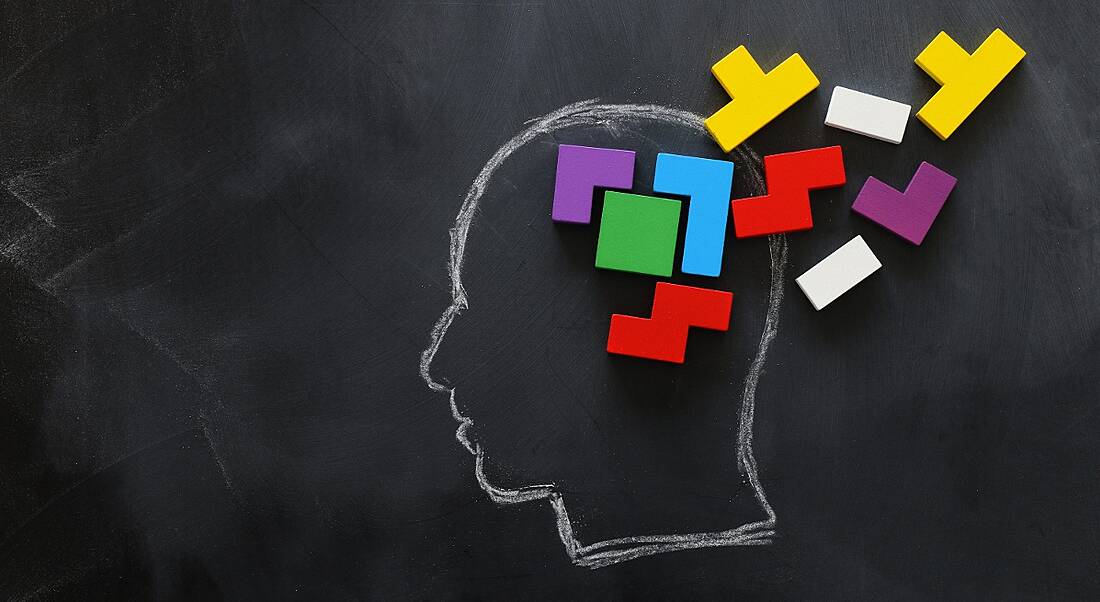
419,99 -> 785,568
198,410 -> 236,496
4,177 -> 56,227
103,301 -> 237,498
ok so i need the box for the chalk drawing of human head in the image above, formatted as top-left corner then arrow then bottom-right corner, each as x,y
421,100 -> 788,568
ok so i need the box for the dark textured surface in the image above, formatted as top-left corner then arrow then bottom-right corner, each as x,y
1,1 -> 1099,599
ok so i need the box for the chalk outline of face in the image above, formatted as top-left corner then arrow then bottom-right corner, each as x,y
420,100 -> 788,569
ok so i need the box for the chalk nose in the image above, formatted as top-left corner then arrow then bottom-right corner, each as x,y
422,302 -> 477,393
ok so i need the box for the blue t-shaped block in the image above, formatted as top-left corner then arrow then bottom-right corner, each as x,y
652,153 -> 734,277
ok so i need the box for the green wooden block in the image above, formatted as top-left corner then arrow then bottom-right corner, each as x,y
595,191 -> 681,277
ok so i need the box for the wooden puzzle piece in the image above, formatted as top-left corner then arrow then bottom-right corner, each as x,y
851,161 -> 957,245
824,86 -> 911,144
607,282 -> 733,363
551,144 -> 636,223
795,235 -> 882,311
704,46 -> 820,152
652,153 -> 735,277
595,191 -> 681,277
915,29 -> 1026,140
731,146 -> 846,238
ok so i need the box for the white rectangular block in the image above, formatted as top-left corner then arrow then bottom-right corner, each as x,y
796,235 -> 882,310
824,86 -> 911,144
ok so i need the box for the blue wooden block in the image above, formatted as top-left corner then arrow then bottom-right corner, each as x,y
652,153 -> 735,277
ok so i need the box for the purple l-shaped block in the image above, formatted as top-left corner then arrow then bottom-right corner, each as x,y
851,161 -> 957,245
551,145 -> 636,223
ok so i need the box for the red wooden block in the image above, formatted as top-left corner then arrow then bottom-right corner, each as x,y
731,145 -> 846,238
606,282 -> 733,363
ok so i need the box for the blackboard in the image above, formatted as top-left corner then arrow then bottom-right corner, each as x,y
2,1 -> 1098,599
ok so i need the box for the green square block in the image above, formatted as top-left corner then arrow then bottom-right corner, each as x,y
595,191 -> 681,277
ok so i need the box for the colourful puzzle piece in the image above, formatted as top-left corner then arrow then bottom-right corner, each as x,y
851,161 -> 957,245
824,86 -> 911,144
552,144 -> 636,223
595,191 -> 681,277
795,235 -> 882,311
704,46 -> 819,152
607,282 -> 733,363
915,29 -> 1026,140
731,146 -> 846,238
652,153 -> 734,277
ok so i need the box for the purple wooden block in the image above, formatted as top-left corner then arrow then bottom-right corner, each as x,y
851,161 -> 958,245
551,145 -> 636,223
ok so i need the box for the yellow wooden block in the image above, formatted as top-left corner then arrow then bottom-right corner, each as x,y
704,46 -> 819,152
915,29 -> 1026,140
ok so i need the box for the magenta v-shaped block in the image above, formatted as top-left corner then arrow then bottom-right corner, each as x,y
551,145 -> 636,223
851,161 -> 957,245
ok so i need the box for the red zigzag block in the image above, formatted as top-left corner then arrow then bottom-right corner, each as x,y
732,145 -> 846,238
607,282 -> 733,364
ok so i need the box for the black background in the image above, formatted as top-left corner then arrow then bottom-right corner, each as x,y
2,1 -> 1099,599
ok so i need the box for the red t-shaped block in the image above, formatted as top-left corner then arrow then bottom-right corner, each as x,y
606,282 -> 733,363
731,145 -> 846,238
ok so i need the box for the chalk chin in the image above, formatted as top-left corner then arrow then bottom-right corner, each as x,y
448,387 -> 557,503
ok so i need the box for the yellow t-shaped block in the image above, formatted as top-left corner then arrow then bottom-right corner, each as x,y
704,46 -> 819,152
915,29 -> 1026,140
